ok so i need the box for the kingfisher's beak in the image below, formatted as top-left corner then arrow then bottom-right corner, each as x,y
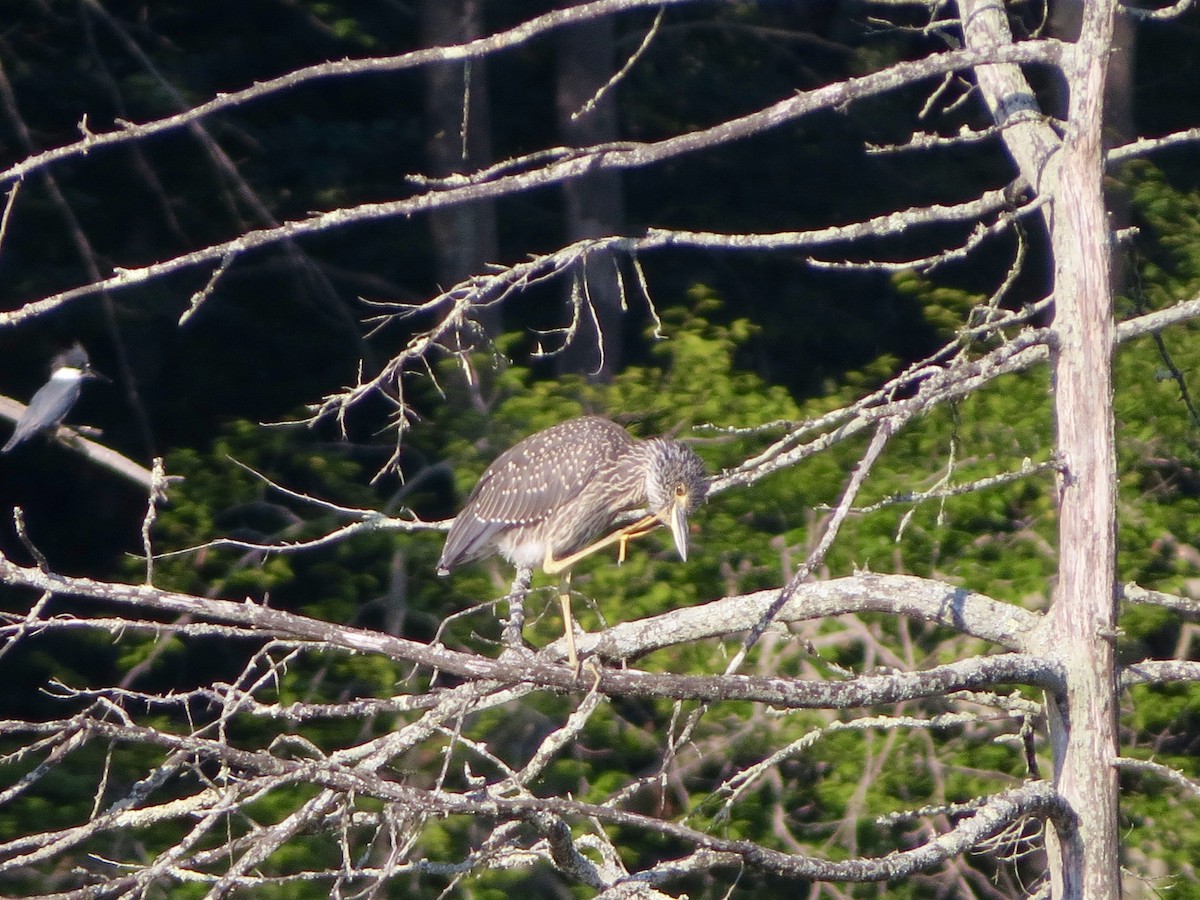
84,365 -> 110,384
665,499 -> 690,562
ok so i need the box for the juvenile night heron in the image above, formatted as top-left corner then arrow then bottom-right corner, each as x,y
436,416 -> 708,668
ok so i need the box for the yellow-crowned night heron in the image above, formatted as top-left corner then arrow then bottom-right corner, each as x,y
437,416 -> 708,667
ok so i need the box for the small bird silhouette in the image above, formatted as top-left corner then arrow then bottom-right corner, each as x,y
3,344 -> 106,453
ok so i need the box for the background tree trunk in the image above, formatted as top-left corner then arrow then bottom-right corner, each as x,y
421,0 -> 500,338
554,17 -> 626,380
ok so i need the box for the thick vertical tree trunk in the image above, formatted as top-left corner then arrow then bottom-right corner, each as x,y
959,0 -> 1121,894
1039,147 -> 1120,899
1038,5 -> 1121,895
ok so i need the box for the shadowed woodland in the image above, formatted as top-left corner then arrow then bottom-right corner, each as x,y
1,1 -> 1200,897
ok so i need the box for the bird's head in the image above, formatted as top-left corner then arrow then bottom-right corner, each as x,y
52,344 -> 108,383
644,439 -> 708,561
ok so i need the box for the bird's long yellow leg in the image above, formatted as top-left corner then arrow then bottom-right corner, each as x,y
544,515 -> 663,673
543,514 -> 662,575
616,515 -> 665,564
558,571 -> 579,673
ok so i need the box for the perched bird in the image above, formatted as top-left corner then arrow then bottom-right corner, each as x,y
437,415 -> 708,668
2,344 -> 105,453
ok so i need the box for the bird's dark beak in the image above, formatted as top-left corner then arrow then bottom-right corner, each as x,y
84,365 -> 110,384
665,499 -> 689,562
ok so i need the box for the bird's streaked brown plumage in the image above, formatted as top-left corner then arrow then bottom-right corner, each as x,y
437,416 -> 708,576
437,415 -> 707,669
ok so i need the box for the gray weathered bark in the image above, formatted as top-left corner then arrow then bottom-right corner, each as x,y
959,0 -> 1121,895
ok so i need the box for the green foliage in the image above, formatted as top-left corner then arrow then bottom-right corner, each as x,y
21,163 -> 1200,888
340,162 -> 1200,897
0,0 -> 1198,892
1113,163 -> 1200,710
10,132 -> 1200,894
411,290 -> 1058,893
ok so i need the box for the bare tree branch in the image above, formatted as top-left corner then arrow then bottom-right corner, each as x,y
0,0 -> 704,190
0,40 -> 1061,330
0,395 -> 155,489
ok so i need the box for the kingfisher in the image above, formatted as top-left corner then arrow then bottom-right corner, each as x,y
2,344 -> 106,453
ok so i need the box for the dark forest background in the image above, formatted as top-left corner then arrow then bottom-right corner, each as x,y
1,1 -> 1200,896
